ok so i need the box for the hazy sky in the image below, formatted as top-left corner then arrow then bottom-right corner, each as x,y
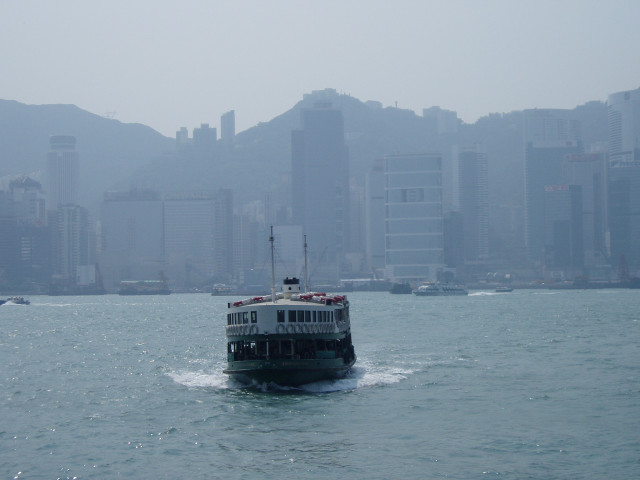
2,0 -> 639,137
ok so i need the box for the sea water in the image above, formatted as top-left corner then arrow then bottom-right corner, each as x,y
1,289 -> 638,479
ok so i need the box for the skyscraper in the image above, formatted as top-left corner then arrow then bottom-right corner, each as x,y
221,110 -> 235,146
365,159 -> 385,271
561,153 -> 607,267
384,153 -> 444,282
543,184 -> 583,271
524,110 -> 582,263
457,147 -> 489,261
46,135 -> 78,209
291,103 -> 349,283
607,87 -> 640,269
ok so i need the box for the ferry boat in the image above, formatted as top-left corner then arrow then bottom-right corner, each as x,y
223,230 -> 356,386
2,296 -> 31,305
413,282 -> 468,296
495,286 -> 513,293
389,282 -> 412,294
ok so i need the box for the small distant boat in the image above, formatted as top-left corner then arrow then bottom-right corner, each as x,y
118,272 -> 171,295
118,280 -> 171,295
3,296 -> 31,305
211,284 -> 234,296
389,282 -> 412,294
413,282 -> 468,296
495,286 -> 513,293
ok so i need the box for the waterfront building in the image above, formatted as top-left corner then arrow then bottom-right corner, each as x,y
364,159 -> 385,272
543,185 -> 583,273
291,103 -> 349,284
607,87 -> 640,269
524,109 -> 582,263
561,153 -> 607,267
457,147 -> 489,261
99,190 -> 164,288
384,153 -> 444,282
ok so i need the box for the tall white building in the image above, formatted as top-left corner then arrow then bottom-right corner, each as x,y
607,87 -> 640,270
46,135 -> 79,209
365,159 -> 385,271
458,147 -> 489,261
384,154 -> 444,282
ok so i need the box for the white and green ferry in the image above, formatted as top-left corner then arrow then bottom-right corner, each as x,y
224,277 -> 356,386
223,230 -> 356,386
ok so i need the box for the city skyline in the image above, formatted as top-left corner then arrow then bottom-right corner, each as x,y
1,1 -> 639,137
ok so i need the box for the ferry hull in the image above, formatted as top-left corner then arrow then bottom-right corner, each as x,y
224,357 -> 356,386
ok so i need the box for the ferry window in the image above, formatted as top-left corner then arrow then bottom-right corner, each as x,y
242,312 -> 249,324
251,311 -> 257,323
330,312 -> 334,322
313,311 -> 317,322
297,310 -> 305,322
277,310 -> 285,323
335,310 -> 342,322
227,314 -> 231,325
289,310 -> 296,322
305,311 -> 311,322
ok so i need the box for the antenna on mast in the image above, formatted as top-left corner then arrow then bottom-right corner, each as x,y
303,235 -> 309,293
270,226 -> 276,303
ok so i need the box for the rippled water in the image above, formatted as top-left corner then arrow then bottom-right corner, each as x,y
1,289 -> 639,479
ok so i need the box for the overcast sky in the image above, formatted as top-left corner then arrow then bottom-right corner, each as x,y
1,0 -> 639,137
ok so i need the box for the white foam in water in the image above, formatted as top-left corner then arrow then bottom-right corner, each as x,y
168,361 -> 412,393
168,370 -> 234,389
468,291 -> 497,296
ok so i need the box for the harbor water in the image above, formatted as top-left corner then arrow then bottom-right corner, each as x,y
1,289 -> 639,479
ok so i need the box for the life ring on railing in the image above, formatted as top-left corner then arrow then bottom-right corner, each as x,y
250,325 -> 258,335
310,324 -> 316,334
302,324 -> 309,334
296,324 -> 304,334
277,324 -> 285,334
287,324 -> 296,334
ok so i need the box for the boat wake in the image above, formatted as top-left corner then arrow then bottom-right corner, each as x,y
167,362 -> 412,393
468,291 -> 498,296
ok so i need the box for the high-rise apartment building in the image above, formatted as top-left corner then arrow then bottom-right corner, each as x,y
607,87 -> 640,269
524,110 -> 582,263
46,135 -> 79,209
291,104 -> 349,283
384,153 -> 444,282
457,147 -> 489,261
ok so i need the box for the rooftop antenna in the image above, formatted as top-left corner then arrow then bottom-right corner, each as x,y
270,226 -> 276,303
303,235 -> 309,293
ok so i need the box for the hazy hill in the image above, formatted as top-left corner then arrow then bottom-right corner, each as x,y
0,99 -> 173,210
1,94 -> 608,220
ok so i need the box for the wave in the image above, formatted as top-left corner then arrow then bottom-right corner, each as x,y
167,362 -> 412,393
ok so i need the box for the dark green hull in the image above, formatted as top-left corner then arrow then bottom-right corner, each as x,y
224,357 -> 356,386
